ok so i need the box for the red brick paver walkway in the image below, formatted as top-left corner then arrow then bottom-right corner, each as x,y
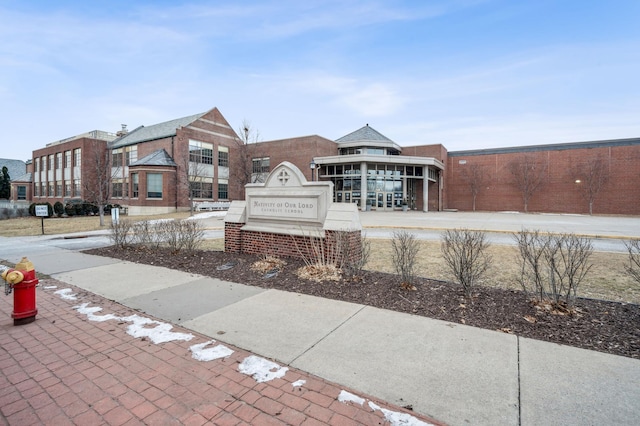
0,279 -> 443,425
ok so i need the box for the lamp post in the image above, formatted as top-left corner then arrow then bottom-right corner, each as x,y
309,160 -> 317,181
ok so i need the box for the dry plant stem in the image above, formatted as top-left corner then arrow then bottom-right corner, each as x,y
441,229 -> 492,298
109,219 -> 133,248
391,230 -> 419,287
624,239 -> 640,284
514,229 -> 594,307
110,219 -> 203,253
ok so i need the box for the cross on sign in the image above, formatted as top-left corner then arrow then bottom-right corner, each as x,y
277,169 -> 290,186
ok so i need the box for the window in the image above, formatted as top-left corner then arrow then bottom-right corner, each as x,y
35,158 -> 39,172
74,149 -> 81,167
189,179 -> 213,199
48,183 -> 54,198
112,148 -> 123,167
34,184 -> 39,197
41,183 -> 46,197
131,173 -> 139,198
56,183 -> 62,197
218,146 -> 229,167
252,157 -> 270,173
17,186 -> 26,200
125,146 -> 138,166
112,180 -> 123,198
48,155 -> 54,170
41,156 -> 47,171
56,153 -> 62,169
73,179 -> 81,197
147,173 -> 162,198
218,180 -> 228,199
64,151 -> 71,168
64,181 -> 71,197
189,140 -> 213,164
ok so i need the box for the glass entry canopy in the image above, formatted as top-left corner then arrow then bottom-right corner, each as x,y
320,162 -> 432,211
313,124 -> 445,212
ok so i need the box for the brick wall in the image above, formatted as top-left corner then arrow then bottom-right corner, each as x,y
225,223 -> 362,264
446,142 -> 640,215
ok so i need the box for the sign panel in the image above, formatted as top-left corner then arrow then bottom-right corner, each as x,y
111,207 -> 120,225
35,205 -> 49,217
250,197 -> 318,221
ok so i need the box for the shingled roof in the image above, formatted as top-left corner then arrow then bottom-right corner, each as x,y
130,149 -> 177,167
336,124 -> 394,144
109,112 -> 206,149
0,159 -> 27,180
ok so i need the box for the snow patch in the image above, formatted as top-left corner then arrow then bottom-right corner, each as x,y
54,288 -> 78,300
189,341 -> 234,361
291,379 -> 306,388
146,218 -> 174,225
338,390 -> 365,406
238,355 -> 288,383
368,401 -> 433,426
73,303 -> 119,322
187,211 -> 227,220
121,314 -> 194,344
43,285 -> 57,289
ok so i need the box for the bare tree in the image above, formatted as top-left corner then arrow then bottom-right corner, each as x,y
572,156 -> 609,215
508,153 -> 547,213
83,140 -> 114,226
230,120 -> 264,199
181,155 -> 211,216
460,163 -> 487,211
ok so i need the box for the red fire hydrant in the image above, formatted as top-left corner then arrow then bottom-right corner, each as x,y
2,257 -> 38,325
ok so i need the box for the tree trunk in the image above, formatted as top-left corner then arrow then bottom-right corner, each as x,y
98,205 -> 105,227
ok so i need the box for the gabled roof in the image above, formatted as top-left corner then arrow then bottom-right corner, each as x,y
130,149 -> 177,167
12,172 -> 32,183
336,124 -> 394,144
0,159 -> 27,180
109,112 -> 206,149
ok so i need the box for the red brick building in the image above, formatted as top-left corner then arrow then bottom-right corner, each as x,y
31,132 -> 116,207
20,105 -> 640,216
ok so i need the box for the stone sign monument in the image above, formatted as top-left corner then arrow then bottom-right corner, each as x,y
225,161 -> 362,261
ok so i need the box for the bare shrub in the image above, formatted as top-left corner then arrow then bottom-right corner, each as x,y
441,229 -> 492,297
161,220 -> 180,251
109,219 -> 133,248
391,230 -> 420,289
548,234 -> 594,306
623,239 -> 640,285
131,220 -> 164,248
514,229 -> 550,301
175,220 -> 204,252
515,229 -> 593,308
317,230 -> 370,281
295,231 -> 338,264
292,229 -> 345,283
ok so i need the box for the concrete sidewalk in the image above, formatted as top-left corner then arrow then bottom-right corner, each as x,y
3,246 -> 637,426
1,281 -> 442,426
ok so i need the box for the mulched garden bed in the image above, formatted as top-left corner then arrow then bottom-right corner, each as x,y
85,246 -> 640,359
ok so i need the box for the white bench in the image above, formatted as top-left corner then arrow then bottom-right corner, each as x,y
195,201 -> 231,211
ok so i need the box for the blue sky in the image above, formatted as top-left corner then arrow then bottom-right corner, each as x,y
1,0 -> 639,161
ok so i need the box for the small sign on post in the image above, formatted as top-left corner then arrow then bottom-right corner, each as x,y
35,205 -> 48,235
111,207 -> 120,225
